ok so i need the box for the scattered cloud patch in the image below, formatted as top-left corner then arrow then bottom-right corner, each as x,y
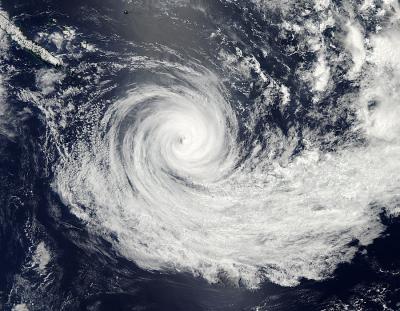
35,68 -> 65,95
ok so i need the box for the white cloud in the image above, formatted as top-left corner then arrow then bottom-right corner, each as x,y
313,52 -> 330,92
36,68 -> 65,95
12,304 -> 29,311
344,22 -> 366,80
31,242 -> 51,272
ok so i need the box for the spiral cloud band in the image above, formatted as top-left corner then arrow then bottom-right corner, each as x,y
54,37 -> 400,288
